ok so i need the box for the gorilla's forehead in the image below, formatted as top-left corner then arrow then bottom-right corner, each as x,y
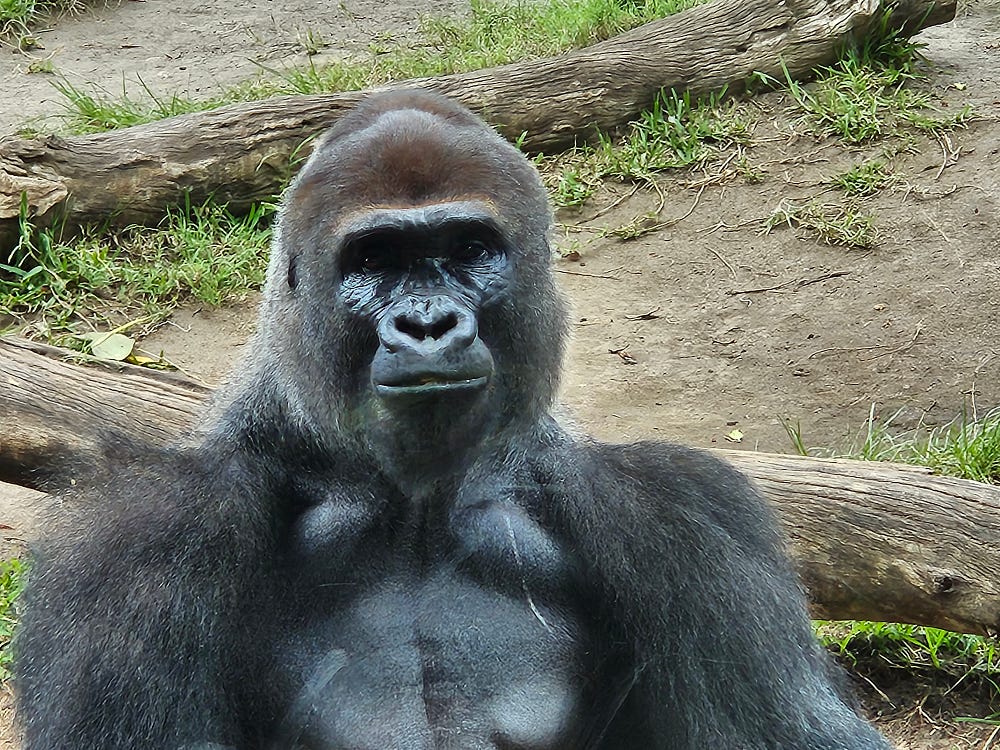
297,111 -> 531,209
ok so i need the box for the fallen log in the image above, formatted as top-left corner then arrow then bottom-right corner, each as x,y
0,480 -> 48,558
0,336 -> 210,488
1,336 -> 998,634
0,0 -> 955,248
722,452 -> 1000,636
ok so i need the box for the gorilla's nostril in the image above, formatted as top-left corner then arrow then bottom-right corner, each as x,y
429,312 -> 458,340
396,311 -> 458,341
395,315 -> 425,340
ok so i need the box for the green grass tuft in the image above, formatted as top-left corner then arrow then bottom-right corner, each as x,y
816,620 -> 999,702
597,89 -> 751,180
788,405 -> 1000,485
782,19 -> 973,143
0,559 -> 25,681
1,0 -> 80,26
832,160 -> 893,197
2,200 -> 272,334
764,198 -> 878,249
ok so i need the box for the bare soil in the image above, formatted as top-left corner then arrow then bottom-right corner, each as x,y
1,0 -> 999,747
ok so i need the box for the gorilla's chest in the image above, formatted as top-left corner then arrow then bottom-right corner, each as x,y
269,485 -> 598,749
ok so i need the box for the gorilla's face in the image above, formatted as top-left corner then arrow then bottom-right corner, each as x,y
337,202 -> 510,408
262,97 -> 567,486
335,201 -> 515,477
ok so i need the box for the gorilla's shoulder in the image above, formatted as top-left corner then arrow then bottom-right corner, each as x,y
33,434 -> 278,571
574,437 -> 757,495
85,434 -> 272,508
560,437 -> 779,541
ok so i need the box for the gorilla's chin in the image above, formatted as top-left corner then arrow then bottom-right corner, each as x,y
367,384 -> 498,491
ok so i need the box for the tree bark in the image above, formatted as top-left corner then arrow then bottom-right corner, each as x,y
721,451 -> 1000,636
1,336 -> 998,634
0,336 -> 210,488
0,0 -> 955,248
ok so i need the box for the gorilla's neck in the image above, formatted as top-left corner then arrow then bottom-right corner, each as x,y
221,371 -> 548,501
364,402 -> 501,499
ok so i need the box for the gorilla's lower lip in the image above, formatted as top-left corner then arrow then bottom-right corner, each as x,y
375,376 -> 490,397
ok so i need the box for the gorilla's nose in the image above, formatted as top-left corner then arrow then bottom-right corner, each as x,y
371,295 -> 493,396
379,296 -> 477,355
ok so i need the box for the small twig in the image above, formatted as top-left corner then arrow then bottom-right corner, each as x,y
557,223 -> 606,234
650,179 -> 667,216
980,725 -> 1000,750
554,268 -> 621,280
604,184 -> 707,240
667,185 -> 705,227
727,270 -> 849,296
922,214 -> 952,244
580,183 -> 642,222
934,133 -> 960,180
807,326 -> 921,361
701,215 -> 768,234
935,134 -> 949,181
859,325 -> 922,361
856,672 -> 895,708
686,149 -> 741,189
708,249 -> 738,279
608,346 -> 638,365
624,307 -> 661,321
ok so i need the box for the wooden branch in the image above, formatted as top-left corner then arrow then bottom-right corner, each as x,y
721,452 -> 1000,636
1,336 -> 998,634
0,336 -> 210,488
0,0 -> 955,248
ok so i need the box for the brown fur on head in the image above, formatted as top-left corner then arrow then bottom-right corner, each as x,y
289,91 -> 538,222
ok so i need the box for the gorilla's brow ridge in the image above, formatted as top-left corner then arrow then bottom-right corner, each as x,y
336,200 -> 502,241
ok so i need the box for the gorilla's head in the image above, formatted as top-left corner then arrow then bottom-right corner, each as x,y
253,90 -> 567,484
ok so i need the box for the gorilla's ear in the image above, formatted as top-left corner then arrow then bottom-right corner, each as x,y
288,255 -> 299,290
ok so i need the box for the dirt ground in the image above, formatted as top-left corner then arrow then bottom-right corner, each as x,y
1,0 -> 999,748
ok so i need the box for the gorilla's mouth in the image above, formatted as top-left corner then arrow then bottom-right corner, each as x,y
374,375 -> 490,397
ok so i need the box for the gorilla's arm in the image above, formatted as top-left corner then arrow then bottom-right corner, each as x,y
543,439 -> 893,750
15,443 -> 273,750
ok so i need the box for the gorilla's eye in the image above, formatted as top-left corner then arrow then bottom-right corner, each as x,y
342,235 -> 405,277
359,251 -> 394,274
451,236 -> 500,266
454,240 -> 491,262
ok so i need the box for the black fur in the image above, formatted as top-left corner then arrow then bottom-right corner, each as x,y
15,90 -> 894,749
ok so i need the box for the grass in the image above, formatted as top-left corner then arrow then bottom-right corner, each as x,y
832,160 -> 894,197
49,0 -> 706,134
816,620 -> 999,716
764,198 -> 879,249
782,19 -> 973,143
0,0 -> 82,38
52,77 -> 231,132
536,89 -> 752,210
0,559 -> 24,681
2,199 -> 272,335
597,89 -> 752,180
818,621 -> 998,676
786,404 -> 1000,485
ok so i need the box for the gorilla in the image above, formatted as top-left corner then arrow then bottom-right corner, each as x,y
15,90 -> 893,750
